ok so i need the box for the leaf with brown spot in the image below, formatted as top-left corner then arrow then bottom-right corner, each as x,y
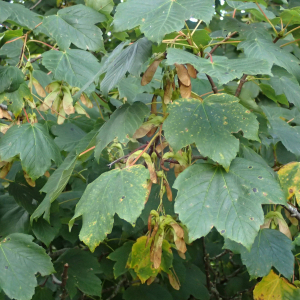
141,60 -> 162,86
278,162 -> 300,204
69,165 -> 150,252
253,270 -> 300,300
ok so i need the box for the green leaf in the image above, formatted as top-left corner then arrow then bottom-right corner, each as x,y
163,95 -> 259,169
123,284 -> 173,300
42,49 -> 101,88
280,7 -> 300,25
268,67 -> 300,109
95,102 -> 149,159
0,66 -> 24,94
0,233 -> 54,300
0,123 -> 62,181
101,38 -> 152,94
31,151 -> 78,222
51,123 -> 86,151
169,263 -> 209,300
85,0 -> 114,14
238,37 -> 300,80
0,1 -> 41,30
113,0 -> 214,43
32,214 -> 61,247
173,158 -> 286,249
55,248 -> 102,298
0,82 -> 33,117
166,48 -> 272,85
253,270 -> 300,300
108,241 -> 135,278
224,229 -> 294,279
31,287 -> 54,300
70,165 -> 150,252
0,195 -> 30,236
262,106 -> 300,156
40,5 -> 106,52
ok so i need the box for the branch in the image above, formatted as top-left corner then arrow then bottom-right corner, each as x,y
202,237 -> 211,292
210,250 -> 229,261
49,248 -> 70,259
282,203 -> 300,221
205,31 -> 238,58
30,0 -> 42,10
105,278 -> 126,300
206,74 -> 218,94
60,263 -> 69,300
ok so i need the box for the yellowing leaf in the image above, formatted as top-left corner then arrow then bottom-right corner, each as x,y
278,162 -> 300,204
253,270 -> 300,300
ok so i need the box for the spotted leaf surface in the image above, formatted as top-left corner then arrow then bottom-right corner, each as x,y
253,270 -> 300,300
70,166 -> 150,251
224,229 -> 294,279
173,158 -> 286,249
40,5 -> 106,52
278,162 -> 300,204
113,0 -> 214,43
0,234 -> 54,300
0,123 -> 62,181
163,94 -> 259,169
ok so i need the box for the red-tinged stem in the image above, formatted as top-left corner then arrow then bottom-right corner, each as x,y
23,108 -> 30,123
27,40 -> 58,51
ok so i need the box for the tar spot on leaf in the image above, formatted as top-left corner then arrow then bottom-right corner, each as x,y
258,176 -> 263,179
220,230 -> 225,234
253,188 -> 258,193
248,166 -> 253,169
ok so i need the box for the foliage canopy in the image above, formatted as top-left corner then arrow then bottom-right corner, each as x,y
1,0 -> 300,299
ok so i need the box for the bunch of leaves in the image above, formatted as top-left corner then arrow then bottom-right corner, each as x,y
2,0 -> 300,299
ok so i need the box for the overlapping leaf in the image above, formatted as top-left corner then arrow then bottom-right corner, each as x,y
278,162 -> 300,204
113,0 -> 214,43
163,94 -> 259,169
0,123 -> 62,181
55,248 -> 102,298
42,49 -> 101,88
40,5 -> 106,51
0,66 -> 24,94
100,38 -> 152,94
166,48 -> 272,85
224,229 -> 294,279
0,1 -> 41,30
253,270 -> 300,300
173,158 -> 286,249
69,166 -> 150,251
262,106 -> 300,156
0,234 -> 54,300
95,102 -> 149,159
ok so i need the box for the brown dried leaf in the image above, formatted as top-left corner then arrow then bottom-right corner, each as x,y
284,209 -> 298,226
0,162 -> 12,179
63,90 -> 75,115
179,79 -> 191,98
142,60 -> 162,86
156,142 -> 168,154
260,218 -> 272,230
177,250 -> 186,259
186,63 -> 197,79
175,63 -> 191,86
174,164 -> 186,178
164,80 -> 172,104
151,233 -> 164,269
146,276 -> 156,285
32,78 -> 46,98
145,180 -> 152,204
133,123 -> 155,139
80,93 -> 93,108
24,171 -> 35,187
164,179 -> 172,202
0,108 -> 12,120
168,272 -> 180,290
278,218 -> 292,240
151,95 -> 157,115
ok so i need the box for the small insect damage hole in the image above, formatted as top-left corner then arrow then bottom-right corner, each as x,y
253,188 -> 258,193
220,230 -> 226,234
248,166 -> 253,169
258,176 -> 263,180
